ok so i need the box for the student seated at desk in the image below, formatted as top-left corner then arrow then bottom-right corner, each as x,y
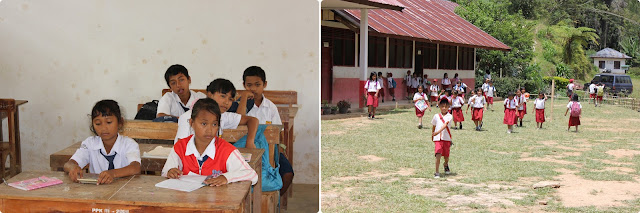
175,79 -> 259,148
156,64 -> 206,122
64,100 -> 141,185
238,66 -> 294,196
162,98 -> 258,186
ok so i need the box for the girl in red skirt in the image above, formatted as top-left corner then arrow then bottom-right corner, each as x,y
532,92 -> 547,129
515,89 -> 526,127
450,90 -> 465,129
467,88 -> 486,131
503,92 -> 518,133
364,72 -> 381,119
413,85 -> 432,129
564,94 -> 582,132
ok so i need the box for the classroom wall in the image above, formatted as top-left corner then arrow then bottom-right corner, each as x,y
0,0 -> 319,184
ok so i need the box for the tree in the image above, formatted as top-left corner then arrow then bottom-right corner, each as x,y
619,37 -> 640,66
562,27 -> 599,79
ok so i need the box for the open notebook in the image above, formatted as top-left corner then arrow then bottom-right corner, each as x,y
155,173 -> 208,192
8,176 -> 63,191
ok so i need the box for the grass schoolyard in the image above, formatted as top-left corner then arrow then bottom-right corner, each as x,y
321,97 -> 640,212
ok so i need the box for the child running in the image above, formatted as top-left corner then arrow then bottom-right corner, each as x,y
467,88 -> 486,131
450,90 -> 465,130
533,92 -> 547,129
431,99 -> 453,178
365,72 -> 381,119
413,85 -> 432,129
503,92 -> 518,133
564,94 -> 582,132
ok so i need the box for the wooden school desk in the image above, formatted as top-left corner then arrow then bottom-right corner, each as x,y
50,143 -> 264,213
0,100 -> 28,178
0,171 -> 251,212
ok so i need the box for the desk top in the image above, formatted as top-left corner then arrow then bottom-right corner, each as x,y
0,171 -> 250,210
16,100 -> 28,106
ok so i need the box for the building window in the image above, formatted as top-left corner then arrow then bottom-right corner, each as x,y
389,38 -> 412,68
365,36 -> 387,67
458,47 -> 474,70
439,44 -> 457,70
598,61 -> 605,69
614,61 -> 621,69
416,42 -> 437,69
322,27 -> 355,66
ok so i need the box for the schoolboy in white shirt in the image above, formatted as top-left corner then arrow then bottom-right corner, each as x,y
157,64 -> 207,120
431,99 -> 453,178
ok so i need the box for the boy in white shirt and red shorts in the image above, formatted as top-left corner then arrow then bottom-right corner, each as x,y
431,99 -> 453,178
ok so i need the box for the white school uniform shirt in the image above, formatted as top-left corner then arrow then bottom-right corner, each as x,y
411,78 -> 420,88
387,78 -> 395,88
161,136 -> 258,185
534,98 -> 545,109
175,110 -> 242,143
442,78 -> 451,86
364,80 -> 381,92
481,83 -> 489,92
431,113 -> 453,141
70,134 -> 141,174
471,95 -> 486,108
451,96 -> 464,108
566,101 -> 582,112
247,96 -> 282,125
484,86 -> 496,97
589,84 -> 596,94
157,90 -> 207,117
422,79 -> 430,89
429,85 -> 439,96
377,78 -> 385,89
517,95 -> 526,110
467,95 -> 475,105
504,98 -> 518,109
405,75 -> 412,85
567,83 -> 575,91
413,92 -> 427,101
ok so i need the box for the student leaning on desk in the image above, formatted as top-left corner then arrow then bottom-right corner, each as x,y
63,100 -> 141,185
161,98 -> 258,186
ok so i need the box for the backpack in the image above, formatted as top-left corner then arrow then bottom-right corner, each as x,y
391,79 -> 397,88
570,102 -> 581,117
134,100 -> 159,120
234,125 -> 283,192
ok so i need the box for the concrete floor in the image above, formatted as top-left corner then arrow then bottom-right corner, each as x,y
282,184 -> 319,213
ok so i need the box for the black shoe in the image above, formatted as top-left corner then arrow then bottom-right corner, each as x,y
382,100 -> 384,103
519,120 -> 522,127
418,124 -> 423,129
372,115 -> 375,119
392,98 -> 396,101
480,121 -> 483,128
460,123 -> 462,129
444,165 -> 451,175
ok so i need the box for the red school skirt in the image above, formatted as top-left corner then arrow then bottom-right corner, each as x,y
472,108 -> 484,121
366,92 -> 379,107
568,116 -> 580,126
535,109 -> 545,123
517,109 -> 526,119
431,96 -> 438,102
503,108 -> 517,125
451,107 -> 464,122
487,97 -> 494,104
415,106 -> 425,117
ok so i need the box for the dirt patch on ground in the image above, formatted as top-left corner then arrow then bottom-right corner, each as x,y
520,152 -> 531,158
596,139 -> 617,142
357,155 -> 385,162
600,159 -> 634,166
408,179 -> 528,209
605,149 -> 640,159
558,151 -> 582,157
538,140 -> 557,146
555,169 -> 640,207
519,157 -> 577,165
325,130 -> 346,135
489,150 -> 511,155
603,167 -> 635,173
328,168 -> 415,185
556,146 -> 590,152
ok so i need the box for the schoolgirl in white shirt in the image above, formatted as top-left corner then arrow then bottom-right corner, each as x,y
441,73 -> 452,89
65,100 -> 141,185
503,92 -> 519,133
450,90 -> 465,130
365,72 -> 382,119
413,85 -> 432,129
533,92 -> 547,129
467,88 -> 486,131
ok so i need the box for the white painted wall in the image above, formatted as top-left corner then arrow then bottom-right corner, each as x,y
0,0 -> 319,184
593,58 -> 627,74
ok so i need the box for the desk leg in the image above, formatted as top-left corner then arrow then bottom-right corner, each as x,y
14,109 -> 21,174
254,160 -> 262,213
288,125 -> 294,198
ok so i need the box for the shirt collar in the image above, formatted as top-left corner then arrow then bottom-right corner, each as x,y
184,135 -> 217,160
171,90 -> 197,108
91,134 -> 122,155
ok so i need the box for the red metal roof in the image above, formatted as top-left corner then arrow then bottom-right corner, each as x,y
342,0 -> 511,51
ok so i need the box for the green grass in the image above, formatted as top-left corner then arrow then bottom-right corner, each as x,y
631,75 -> 640,99
322,99 -> 640,212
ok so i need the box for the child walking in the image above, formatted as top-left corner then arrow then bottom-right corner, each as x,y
483,81 -> 496,111
387,73 -> 396,101
429,79 -> 440,106
404,70 -> 412,99
533,92 -> 547,129
564,94 -> 582,132
441,73 -> 451,89
378,72 -> 386,103
365,72 -> 381,119
467,88 -> 486,131
414,85 -> 432,129
431,99 -> 453,178
516,89 -> 525,127
503,92 -> 518,133
450,90 -> 465,129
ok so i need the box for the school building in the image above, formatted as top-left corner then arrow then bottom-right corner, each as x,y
321,0 -> 510,107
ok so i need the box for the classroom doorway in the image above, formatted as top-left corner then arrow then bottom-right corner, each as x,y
414,49 -> 423,76
321,44 -> 333,102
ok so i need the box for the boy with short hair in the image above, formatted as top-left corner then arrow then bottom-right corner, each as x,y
431,99 -> 453,178
175,78 -> 259,149
157,64 -> 207,120
588,82 -> 597,105
237,66 -> 294,196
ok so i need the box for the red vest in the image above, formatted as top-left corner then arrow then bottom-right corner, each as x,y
174,135 -> 237,176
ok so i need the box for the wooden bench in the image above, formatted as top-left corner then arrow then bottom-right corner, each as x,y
159,89 -> 298,208
0,171 -> 251,212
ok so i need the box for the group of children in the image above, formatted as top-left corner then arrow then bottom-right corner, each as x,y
426,78 -> 585,178
64,65 -> 294,196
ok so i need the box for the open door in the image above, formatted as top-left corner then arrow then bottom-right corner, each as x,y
321,44 -> 333,102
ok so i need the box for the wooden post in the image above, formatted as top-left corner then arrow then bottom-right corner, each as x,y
550,79 -> 555,122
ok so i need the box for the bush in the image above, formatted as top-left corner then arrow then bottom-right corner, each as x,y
542,76 -> 570,93
628,67 -> 640,77
491,77 -> 536,97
